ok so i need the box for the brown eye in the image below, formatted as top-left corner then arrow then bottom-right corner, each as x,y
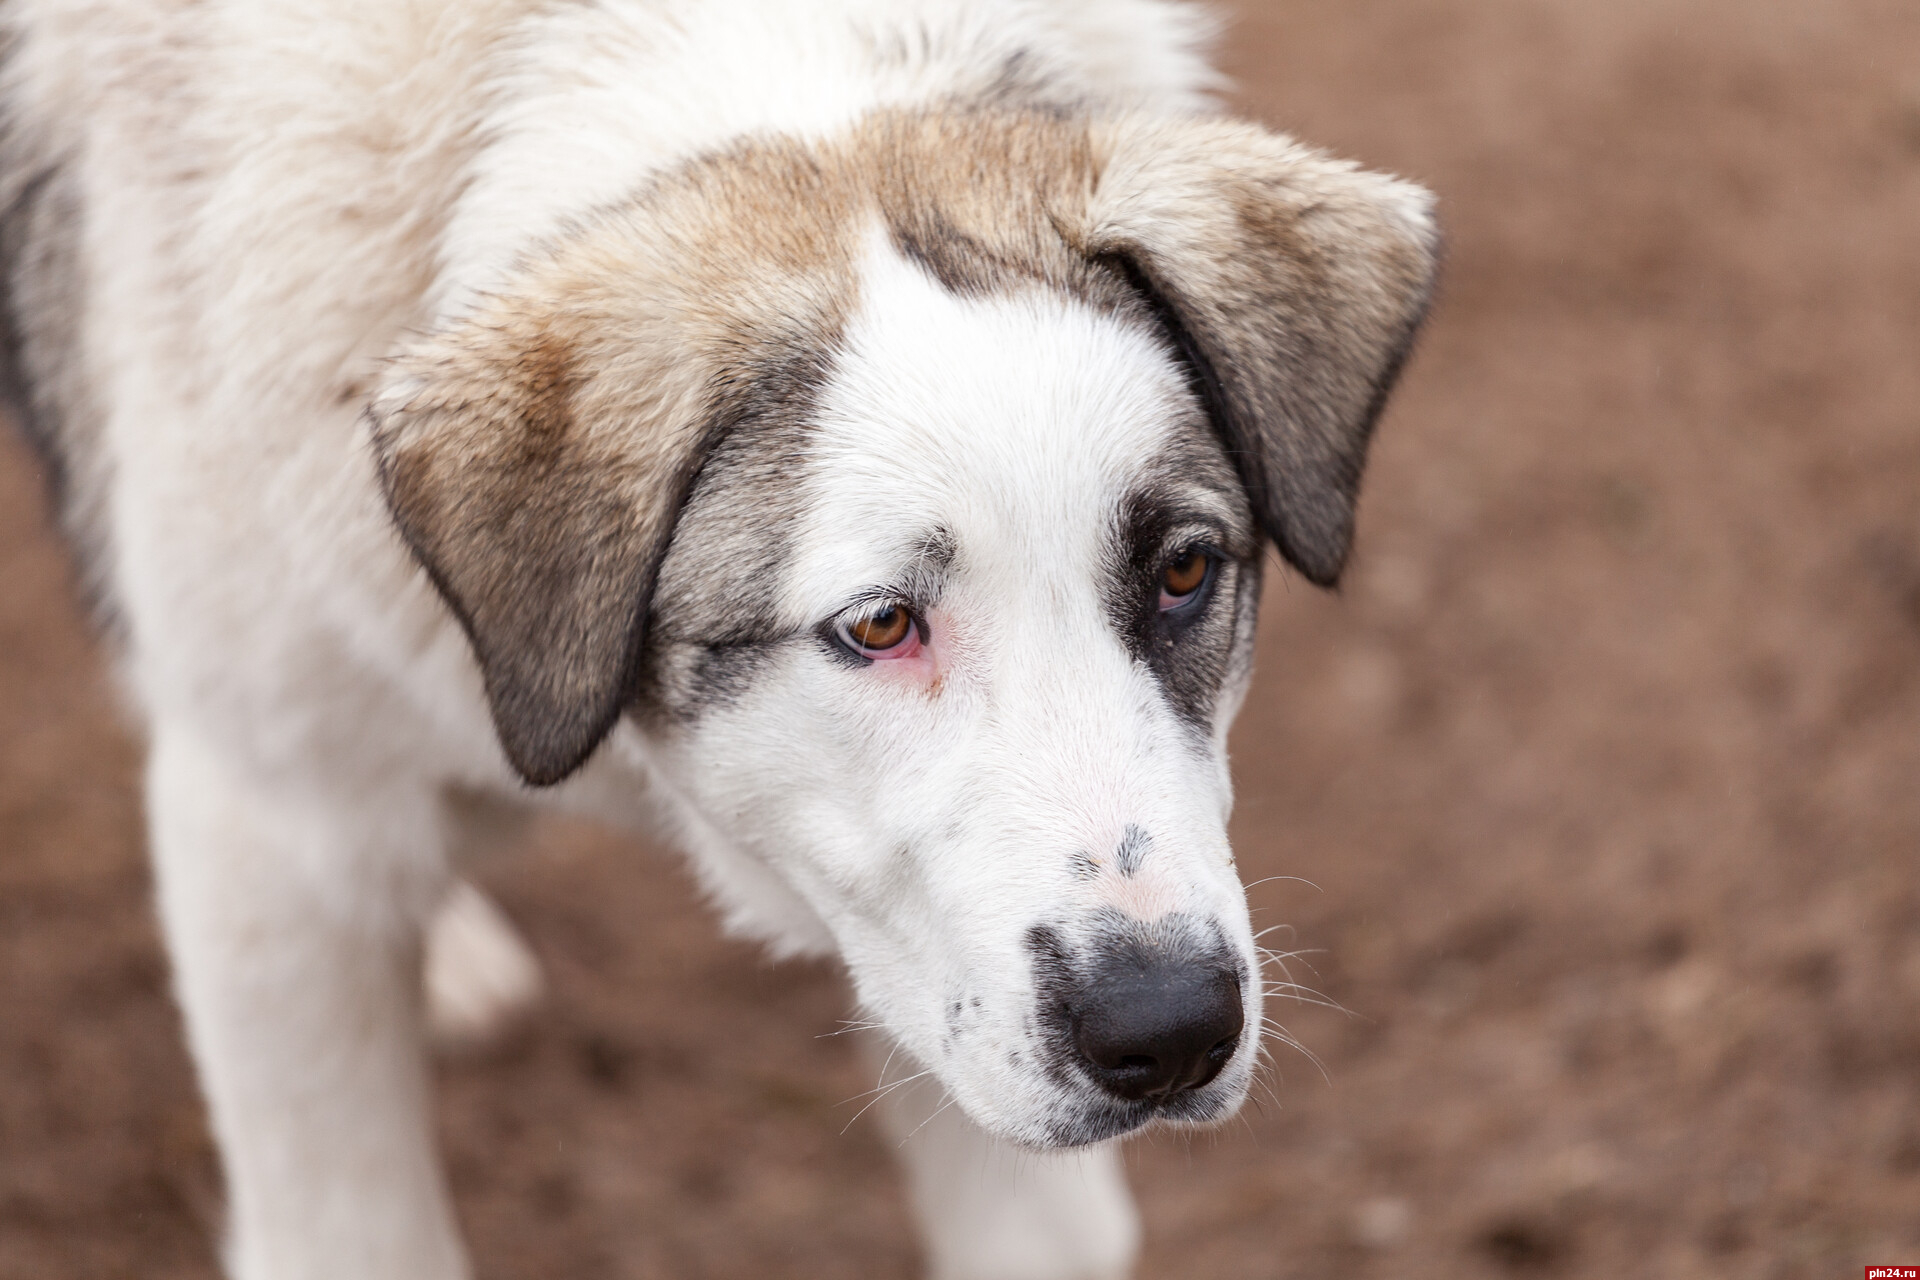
1159,549 -> 1210,606
838,603 -> 917,656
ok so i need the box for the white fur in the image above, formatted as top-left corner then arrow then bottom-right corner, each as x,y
5,3 -> 1253,1277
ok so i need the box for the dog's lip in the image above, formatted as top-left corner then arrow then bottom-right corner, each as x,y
1040,1067 -> 1248,1146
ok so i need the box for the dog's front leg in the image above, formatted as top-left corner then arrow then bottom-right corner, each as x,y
872,1045 -> 1141,1280
147,725 -> 469,1280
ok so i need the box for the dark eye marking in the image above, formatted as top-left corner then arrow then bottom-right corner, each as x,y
1102,483 -> 1255,732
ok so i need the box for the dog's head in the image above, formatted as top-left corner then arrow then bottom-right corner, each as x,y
370,111 -> 1436,1147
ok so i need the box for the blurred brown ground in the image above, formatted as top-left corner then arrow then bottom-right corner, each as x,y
4,1 -> 1919,1276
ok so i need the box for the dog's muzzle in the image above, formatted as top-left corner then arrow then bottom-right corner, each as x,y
1029,912 -> 1249,1119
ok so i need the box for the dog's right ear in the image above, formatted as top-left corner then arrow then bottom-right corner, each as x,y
367,295 -> 718,787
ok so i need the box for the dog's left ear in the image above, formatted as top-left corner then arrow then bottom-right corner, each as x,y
1078,116 -> 1440,586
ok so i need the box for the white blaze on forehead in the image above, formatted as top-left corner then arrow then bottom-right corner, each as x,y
785,233 -> 1196,617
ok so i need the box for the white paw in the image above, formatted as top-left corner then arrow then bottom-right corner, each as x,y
424,881 -> 544,1050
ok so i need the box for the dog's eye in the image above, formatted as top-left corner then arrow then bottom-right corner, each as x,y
835,604 -> 919,658
1158,549 -> 1212,611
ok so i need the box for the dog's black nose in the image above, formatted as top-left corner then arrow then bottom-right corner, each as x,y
1070,954 -> 1243,1102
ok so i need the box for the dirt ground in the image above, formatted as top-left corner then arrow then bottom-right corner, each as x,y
4,1 -> 1919,1276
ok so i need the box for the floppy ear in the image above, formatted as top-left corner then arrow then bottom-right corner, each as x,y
367,296 -> 719,786
1081,117 -> 1439,586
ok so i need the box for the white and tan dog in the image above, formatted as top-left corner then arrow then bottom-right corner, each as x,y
0,2 -> 1436,1276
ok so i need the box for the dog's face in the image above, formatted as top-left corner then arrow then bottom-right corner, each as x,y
370,111 -> 1436,1147
641,242 -> 1264,1143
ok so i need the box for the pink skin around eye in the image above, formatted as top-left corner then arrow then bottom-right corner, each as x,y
863,620 -> 923,662
858,608 -> 948,695
1159,585 -> 1203,611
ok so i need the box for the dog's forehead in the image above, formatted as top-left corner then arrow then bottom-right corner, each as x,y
781,235 -> 1207,607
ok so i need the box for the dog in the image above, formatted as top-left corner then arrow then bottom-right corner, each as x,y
0,1 -> 1436,1276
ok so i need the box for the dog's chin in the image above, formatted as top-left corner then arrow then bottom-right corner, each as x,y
1047,1085 -> 1248,1148
977,1065 -> 1255,1151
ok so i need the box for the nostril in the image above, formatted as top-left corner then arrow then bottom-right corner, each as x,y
1069,956 -> 1243,1103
